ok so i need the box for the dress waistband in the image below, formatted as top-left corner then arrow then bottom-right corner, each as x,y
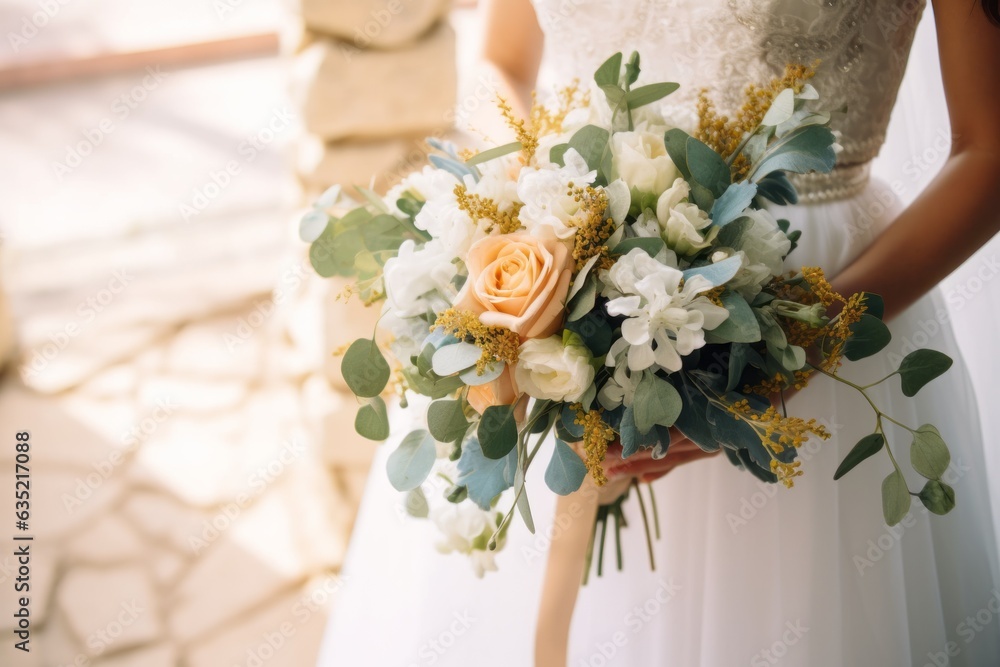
788,162 -> 871,204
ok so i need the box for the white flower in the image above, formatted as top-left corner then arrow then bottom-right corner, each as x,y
385,165 -> 460,213
514,334 -> 595,402
654,178 -> 714,256
429,503 -> 499,577
516,149 -> 596,240
597,359 -> 643,409
611,131 -> 679,196
383,239 -> 457,318
601,248 -> 729,372
724,208 -> 791,299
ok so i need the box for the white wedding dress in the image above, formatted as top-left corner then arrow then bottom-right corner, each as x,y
317,1 -> 1000,665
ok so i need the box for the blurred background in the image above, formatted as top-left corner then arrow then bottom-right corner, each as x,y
0,1 -> 998,666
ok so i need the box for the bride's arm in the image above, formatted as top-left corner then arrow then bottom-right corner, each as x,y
831,1 -> 1000,319
481,0 -> 544,115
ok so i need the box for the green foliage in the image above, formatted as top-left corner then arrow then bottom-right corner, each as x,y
456,437 -> 517,509
427,399 -> 470,443
625,83 -> 679,109
710,291 -> 762,343
749,124 -> 837,183
387,430 -> 436,492
566,276 -> 597,322
404,487 -> 429,518
431,341 -> 482,376
833,433 -> 885,480
711,182 -> 758,227
545,439 -> 588,495
918,480 -> 956,515
633,373 -> 682,434
341,338 -> 391,398
843,314 -> 891,361
881,469 -> 911,526
466,141 -> 522,165
614,236 -> 666,257
681,255 -> 743,287
478,404 -> 519,459
911,424 -> 950,480
898,350 -> 953,397
355,396 -> 390,441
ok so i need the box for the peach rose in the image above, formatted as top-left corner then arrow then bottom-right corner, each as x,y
467,367 -> 526,420
455,233 -> 574,341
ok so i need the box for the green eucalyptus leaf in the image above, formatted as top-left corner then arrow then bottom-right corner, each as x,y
750,124 -> 837,182
625,82 -> 680,109
341,338 -> 391,398
355,396 -> 390,441
594,52 -> 623,87
427,399 -> 470,443
567,277 -> 597,322
460,361 -> 505,386
614,236 -> 665,257
686,136 -> 731,197
711,182 -> 758,227
387,430 -> 436,492
545,439 -> 588,495
898,349 -> 953,397
664,128 -> 693,181
918,479 -> 956,515
478,404 -> 519,459
404,486 -> 429,518
633,373 -> 682,434
881,469 -> 911,526
432,341 -> 482,376
911,424 -> 950,479
569,125 -> 611,174
710,291 -> 761,343
843,314 -> 891,361
466,141 -> 523,165
456,437 -> 517,509
833,433 -> 885,480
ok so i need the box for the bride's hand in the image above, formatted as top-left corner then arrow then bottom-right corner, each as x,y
602,428 -> 720,484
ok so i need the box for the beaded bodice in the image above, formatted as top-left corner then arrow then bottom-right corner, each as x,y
530,0 -> 927,201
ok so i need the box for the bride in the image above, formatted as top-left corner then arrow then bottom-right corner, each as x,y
318,0 -> 1000,665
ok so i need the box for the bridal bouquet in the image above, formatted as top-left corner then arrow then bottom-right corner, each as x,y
303,53 -> 956,575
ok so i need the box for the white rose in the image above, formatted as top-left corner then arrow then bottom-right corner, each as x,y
516,149 -> 596,240
514,334 -> 595,402
654,178 -> 714,256
385,165 -> 461,214
611,131 -> 678,196
723,208 -> 792,299
383,239 -> 457,318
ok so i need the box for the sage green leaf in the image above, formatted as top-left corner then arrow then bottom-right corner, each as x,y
620,404 -> 660,456
918,479 -> 956,515
341,338 -> 391,398
833,433 -> 884,480
566,276 -> 597,322
633,373 -> 682,434
686,136 -> 731,197
514,462 -> 535,533
478,404 -> 519,459
750,124 -> 837,182
299,209 -> 328,243
456,437 -> 516,509
625,82 -> 680,109
711,182 -> 758,227
387,430 -> 436,492
569,125 -> 611,173
550,143 -> 569,166
544,439 -> 588,495
681,255 -> 743,287
404,486 -> 429,518
432,341 -> 482,376
460,361 -> 505,386
710,291 -> 761,343
466,141 -> 522,165
860,292 -> 885,319
594,52 -> 623,87
881,469 -> 911,526
427,399 -> 470,443
843,314 -> 891,361
614,236 -> 665,257
355,396 -> 390,441
911,424 -> 950,479
898,349 -> 953,397
664,128 -> 693,181
760,88 -> 795,126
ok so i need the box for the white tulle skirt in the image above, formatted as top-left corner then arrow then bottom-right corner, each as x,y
316,178 -> 1000,666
